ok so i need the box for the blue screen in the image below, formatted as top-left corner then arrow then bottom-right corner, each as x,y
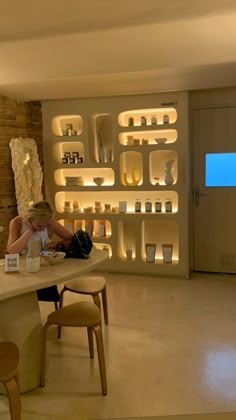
205,153 -> 236,187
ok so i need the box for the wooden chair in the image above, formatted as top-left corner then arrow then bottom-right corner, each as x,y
58,276 -> 108,340
40,301 -> 107,395
0,342 -> 21,420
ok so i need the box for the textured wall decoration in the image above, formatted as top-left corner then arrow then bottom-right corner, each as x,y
9,137 -> 43,216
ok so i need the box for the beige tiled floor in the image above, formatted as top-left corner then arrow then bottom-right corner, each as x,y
1,271 -> 236,420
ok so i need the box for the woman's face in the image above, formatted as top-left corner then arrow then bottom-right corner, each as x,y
31,219 -> 50,231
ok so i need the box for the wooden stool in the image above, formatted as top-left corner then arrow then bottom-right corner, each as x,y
0,342 -> 21,420
40,301 -> 107,395
58,276 -> 108,339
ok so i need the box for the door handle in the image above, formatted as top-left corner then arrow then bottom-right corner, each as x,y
194,186 -> 208,206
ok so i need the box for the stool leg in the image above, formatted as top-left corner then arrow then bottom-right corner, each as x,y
102,287 -> 109,325
87,327 -> 94,358
40,322 -> 50,387
92,324 -> 107,395
4,376 -> 21,420
92,294 -> 101,311
58,288 -> 66,338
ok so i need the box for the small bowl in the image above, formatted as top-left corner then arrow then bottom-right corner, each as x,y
93,177 -> 105,186
155,138 -> 167,144
40,251 -> 66,265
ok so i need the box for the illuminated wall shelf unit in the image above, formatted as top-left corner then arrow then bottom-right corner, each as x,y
42,91 -> 189,277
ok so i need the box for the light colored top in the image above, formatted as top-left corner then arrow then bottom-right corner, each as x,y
20,222 -> 49,254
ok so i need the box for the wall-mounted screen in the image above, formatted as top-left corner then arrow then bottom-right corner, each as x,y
205,153 -> 236,187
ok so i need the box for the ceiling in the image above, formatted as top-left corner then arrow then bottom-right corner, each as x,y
1,0 -> 236,101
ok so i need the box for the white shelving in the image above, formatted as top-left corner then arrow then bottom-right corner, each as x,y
42,92 -> 189,277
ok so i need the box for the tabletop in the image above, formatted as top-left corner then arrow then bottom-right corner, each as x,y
0,248 -> 108,302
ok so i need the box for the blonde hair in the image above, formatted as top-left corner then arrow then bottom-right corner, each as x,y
23,200 -> 54,223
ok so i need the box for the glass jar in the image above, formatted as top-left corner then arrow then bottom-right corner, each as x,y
151,115 -> 157,125
135,199 -> 141,213
141,116 -> 147,126
155,199 -> 162,213
145,199 -> 152,213
128,117 -> 134,126
163,114 -> 169,124
165,199 -> 172,213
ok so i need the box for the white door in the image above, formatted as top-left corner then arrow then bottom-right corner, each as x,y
193,106 -> 236,273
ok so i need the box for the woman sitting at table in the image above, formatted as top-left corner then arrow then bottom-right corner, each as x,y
7,200 -> 72,302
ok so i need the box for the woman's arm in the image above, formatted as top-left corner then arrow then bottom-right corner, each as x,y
45,218 -> 73,249
7,216 -> 34,254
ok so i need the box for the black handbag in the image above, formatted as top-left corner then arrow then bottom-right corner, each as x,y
56,229 -> 93,259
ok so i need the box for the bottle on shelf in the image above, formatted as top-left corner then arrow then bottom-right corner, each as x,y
165,199 -> 172,213
155,199 -> 162,213
151,115 -> 157,125
135,199 -> 141,213
141,116 -> 147,126
163,115 -> 169,124
128,117 -> 134,126
145,199 -> 152,213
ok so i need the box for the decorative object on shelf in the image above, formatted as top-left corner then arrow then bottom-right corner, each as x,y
155,199 -> 162,213
153,176 -> 160,185
119,201 -> 127,213
151,115 -> 157,125
145,243 -> 156,263
104,203 -> 111,213
128,117 -> 134,126
95,201 -> 102,213
134,139 -> 140,146
145,199 -> 152,213
165,199 -> 172,213
162,244 -> 173,263
164,158 -> 175,185
97,220 -> 106,237
126,248 -> 133,262
135,199 -> 141,213
93,177 -> 105,186
155,138 -> 167,144
65,176 -> 84,186
127,135 -> 134,145
64,200 -> 72,213
142,139 -> 148,145
73,200 -> 79,212
141,116 -> 147,126
163,115 -> 169,124
85,220 -> 94,237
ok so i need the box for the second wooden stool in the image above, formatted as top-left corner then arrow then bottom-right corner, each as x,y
58,276 -> 108,338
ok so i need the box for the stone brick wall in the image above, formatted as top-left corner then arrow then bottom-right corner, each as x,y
0,95 -> 43,257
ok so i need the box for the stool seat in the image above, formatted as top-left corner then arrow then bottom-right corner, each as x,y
48,301 -> 101,327
64,276 -> 106,294
0,342 -> 21,420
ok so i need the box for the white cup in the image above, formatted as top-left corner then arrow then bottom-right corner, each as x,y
26,255 -> 40,273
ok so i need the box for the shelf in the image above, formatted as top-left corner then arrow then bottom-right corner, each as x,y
59,218 -> 111,238
119,151 -> 143,186
149,150 -> 178,186
119,129 -> 177,146
88,113 -> 114,163
52,115 -> 83,136
141,220 -> 179,264
42,91 -> 188,276
117,221 -> 136,262
55,191 -> 178,214
53,142 -> 85,164
54,168 -> 115,187
118,108 -> 177,127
